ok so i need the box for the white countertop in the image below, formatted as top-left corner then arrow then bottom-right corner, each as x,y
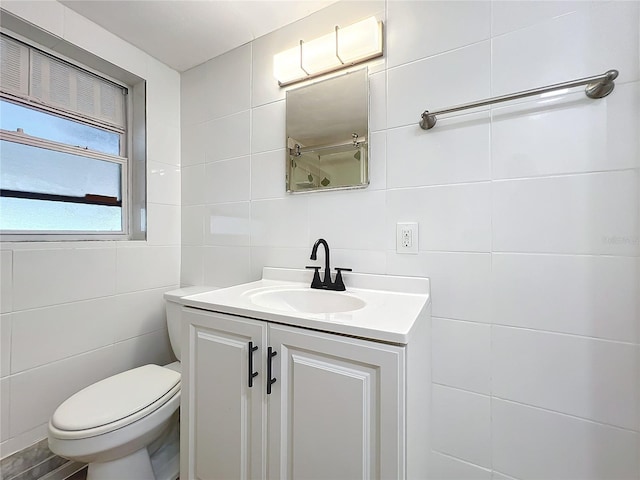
180,268 -> 430,344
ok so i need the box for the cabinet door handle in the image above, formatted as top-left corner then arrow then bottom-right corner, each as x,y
267,347 -> 278,395
248,341 -> 259,388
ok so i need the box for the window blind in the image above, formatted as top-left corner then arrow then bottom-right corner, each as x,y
0,36 -> 29,96
0,35 -> 126,129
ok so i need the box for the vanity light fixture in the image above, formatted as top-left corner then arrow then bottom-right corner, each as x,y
273,16 -> 383,87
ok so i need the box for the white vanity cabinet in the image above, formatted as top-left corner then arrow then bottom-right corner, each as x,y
182,309 -> 267,480
267,323 -> 406,480
181,308 -> 407,480
179,268 -> 431,480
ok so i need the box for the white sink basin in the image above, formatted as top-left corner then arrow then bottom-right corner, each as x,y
180,267 -> 431,343
248,287 -> 366,314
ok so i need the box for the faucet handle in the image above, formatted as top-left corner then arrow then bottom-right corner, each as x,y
333,267 -> 352,291
305,266 -> 323,289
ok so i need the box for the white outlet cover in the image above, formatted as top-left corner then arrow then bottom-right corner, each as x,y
396,222 -> 418,254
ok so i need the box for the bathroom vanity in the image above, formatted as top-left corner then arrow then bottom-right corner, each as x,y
179,268 -> 431,479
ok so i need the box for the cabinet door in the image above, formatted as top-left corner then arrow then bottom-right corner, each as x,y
182,309 -> 267,480
267,324 -> 406,480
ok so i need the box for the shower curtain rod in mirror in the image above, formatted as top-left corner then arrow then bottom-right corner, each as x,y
419,69 -> 619,130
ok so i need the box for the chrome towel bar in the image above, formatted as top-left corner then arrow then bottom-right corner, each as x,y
419,69 -> 619,130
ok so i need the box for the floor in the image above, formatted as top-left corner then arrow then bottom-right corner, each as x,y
67,467 -> 87,480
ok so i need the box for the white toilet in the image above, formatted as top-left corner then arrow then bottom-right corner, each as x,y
48,287 -> 209,480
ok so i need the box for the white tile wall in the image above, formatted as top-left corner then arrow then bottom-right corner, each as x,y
0,251 -> 12,314
250,197 -> 309,248
251,101 -> 286,154
181,165 -> 206,206
369,72 -> 386,132
181,246 -> 205,286
204,44 -> 251,119
428,451 -> 492,480
113,287 -> 173,342
204,157 -> 251,204
182,206 -> 205,246
9,347 -> 117,437
386,183 -> 491,252
387,0 -> 490,69
308,190 -> 387,251
492,171 -> 639,256
491,472 -> 518,480
12,248 -> 117,310
181,120 -> 206,167
147,204 -> 181,246
174,1 -> 639,479
368,131 -> 387,191
387,252 -> 491,323
491,82 -> 640,179
112,329 -> 173,373
147,123 -> 181,167
491,1 -> 639,94
493,326 -> 639,430
492,253 -> 638,342
147,162 -> 181,206
203,246 -> 253,288
491,1 -> 600,37
0,315 -> 10,378
0,3 -> 181,458
181,63 -> 210,126
251,150 -> 286,200
329,248 -> 386,275
10,298 -> 117,373
115,245 -> 180,293
432,318 -> 491,394
387,111 -> 491,188
492,399 -> 639,480
204,111 -> 251,163
0,377 -> 9,443
204,202 -> 251,247
249,246 -> 309,280
146,59 -> 181,130
387,41 -> 491,128
432,385 -> 492,468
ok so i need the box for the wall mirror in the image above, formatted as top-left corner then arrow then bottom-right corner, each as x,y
286,68 -> 369,193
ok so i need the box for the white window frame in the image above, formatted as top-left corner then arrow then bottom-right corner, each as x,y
0,32 -> 138,242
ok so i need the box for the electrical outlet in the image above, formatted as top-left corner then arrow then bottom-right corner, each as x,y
402,228 -> 412,247
396,222 -> 418,254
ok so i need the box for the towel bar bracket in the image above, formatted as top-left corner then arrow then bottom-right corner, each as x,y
584,69 -> 618,99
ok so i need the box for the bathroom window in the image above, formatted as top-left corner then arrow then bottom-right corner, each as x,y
0,33 -> 141,240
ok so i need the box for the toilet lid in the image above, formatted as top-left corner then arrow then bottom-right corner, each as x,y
51,364 -> 180,432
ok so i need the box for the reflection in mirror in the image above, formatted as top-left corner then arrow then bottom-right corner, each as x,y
286,69 -> 369,193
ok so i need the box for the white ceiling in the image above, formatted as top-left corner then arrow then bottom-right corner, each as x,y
60,0 -> 338,72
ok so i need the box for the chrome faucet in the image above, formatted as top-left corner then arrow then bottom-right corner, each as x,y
306,238 -> 352,291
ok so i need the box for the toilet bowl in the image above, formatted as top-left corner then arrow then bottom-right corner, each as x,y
48,287 -> 213,480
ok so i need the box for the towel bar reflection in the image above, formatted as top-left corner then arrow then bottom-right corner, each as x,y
419,69 -> 619,130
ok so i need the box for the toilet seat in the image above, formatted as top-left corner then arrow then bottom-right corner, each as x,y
50,364 -> 180,440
